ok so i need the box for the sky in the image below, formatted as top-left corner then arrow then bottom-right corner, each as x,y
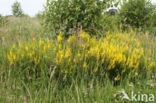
0,0 -> 156,17
0,0 -> 46,17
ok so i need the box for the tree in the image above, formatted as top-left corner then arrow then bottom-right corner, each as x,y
42,0 -> 118,37
151,4 -> 156,26
12,1 -> 24,17
119,0 -> 154,29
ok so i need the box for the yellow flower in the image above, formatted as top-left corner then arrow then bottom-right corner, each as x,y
115,75 -> 120,81
12,44 -> 15,49
79,31 -> 90,42
83,62 -> 87,68
6,31 -> 152,79
37,57 -> 40,64
57,35 -> 63,42
148,62 -> 156,69
73,58 -> 76,63
29,52 -> 33,59
148,49 -> 152,57
13,55 -> 16,61
32,37 -> 35,41
65,47 -> 72,58
68,35 -> 76,44
56,50 -> 64,64
43,45 -> 46,53
137,42 -> 140,47
39,38 -> 43,46
7,55 -> 12,63
25,46 -> 28,51
10,50 -> 13,56
77,51 -> 81,57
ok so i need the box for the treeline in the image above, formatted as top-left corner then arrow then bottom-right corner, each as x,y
0,0 -> 156,35
41,0 -> 156,37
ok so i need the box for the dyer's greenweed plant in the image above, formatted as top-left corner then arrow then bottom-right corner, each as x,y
6,31 -> 155,81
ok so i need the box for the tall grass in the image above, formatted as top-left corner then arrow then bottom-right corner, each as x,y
0,16 -> 41,46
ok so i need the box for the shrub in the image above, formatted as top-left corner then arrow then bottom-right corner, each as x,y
101,14 -> 120,33
12,1 -> 24,17
119,0 -> 154,29
150,5 -> 156,27
0,14 -> 3,26
0,14 -> 7,27
41,0 -> 114,37
6,31 -> 155,81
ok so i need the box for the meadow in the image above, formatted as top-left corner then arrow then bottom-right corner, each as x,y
0,16 -> 155,103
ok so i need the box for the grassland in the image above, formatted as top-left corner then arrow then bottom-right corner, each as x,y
0,16 -> 155,103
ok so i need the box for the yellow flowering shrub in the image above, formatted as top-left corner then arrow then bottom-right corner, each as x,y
6,31 -> 155,80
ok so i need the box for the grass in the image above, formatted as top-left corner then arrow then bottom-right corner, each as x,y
0,16 -> 156,103
0,74 -> 155,103
0,16 -> 41,46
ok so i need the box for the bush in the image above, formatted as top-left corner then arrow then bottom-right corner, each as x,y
148,27 -> 156,35
12,1 -> 24,17
150,5 -> 156,27
0,14 -> 7,27
101,14 -> 120,33
119,0 -> 154,29
0,15 -> 3,26
41,0 -> 113,37
6,31 -> 155,81
147,4 -> 156,35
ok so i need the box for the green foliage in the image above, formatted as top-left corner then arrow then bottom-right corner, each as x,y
147,4 -> 156,35
36,12 -> 42,19
0,14 -> 3,26
12,1 -> 24,17
42,0 -> 114,37
119,0 -> 154,29
0,14 -> 7,27
151,5 -> 156,27
101,14 -> 120,33
148,27 -> 156,35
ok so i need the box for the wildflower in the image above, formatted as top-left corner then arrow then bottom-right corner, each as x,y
13,55 -> 16,61
10,50 -> 13,56
25,46 -> 28,51
56,50 -> 64,64
83,62 -> 87,68
149,62 -> 155,69
65,47 -> 71,58
137,42 -> 140,47
77,51 -> 81,57
73,58 -> 76,63
68,35 -> 76,44
12,44 -> 15,49
79,31 -> 90,42
148,49 -> 152,57
57,34 -> 63,42
37,57 -> 40,64
32,36 -> 35,41
135,48 -> 140,54
5,31 -> 153,80
43,46 -> 46,53
28,52 -> 33,59
7,55 -> 12,63
115,75 -> 120,81
39,38 -> 44,46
